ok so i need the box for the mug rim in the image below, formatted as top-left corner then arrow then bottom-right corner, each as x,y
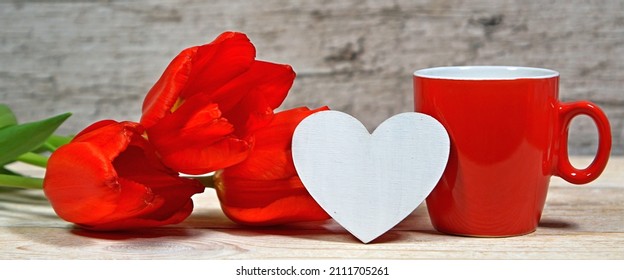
413,66 -> 559,80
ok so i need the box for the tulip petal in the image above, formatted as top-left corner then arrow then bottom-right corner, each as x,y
88,177 -> 163,225
141,47 -> 197,129
44,142 -> 120,224
216,175 -> 329,226
224,107 -> 328,179
146,99 -> 252,174
213,61 -> 296,136
80,200 -> 195,231
147,100 -> 234,148
44,120 -> 204,230
112,142 -> 204,220
220,197 -> 329,226
71,120 -> 146,163
179,32 -> 256,100
215,107 -> 331,226
141,33 -> 298,175
157,136 -> 251,175
141,32 -> 256,129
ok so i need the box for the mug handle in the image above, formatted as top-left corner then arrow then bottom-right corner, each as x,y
555,101 -> 611,184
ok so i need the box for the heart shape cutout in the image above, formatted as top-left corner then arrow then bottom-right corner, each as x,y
292,111 -> 450,243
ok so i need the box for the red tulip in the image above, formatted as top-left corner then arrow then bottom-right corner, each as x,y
215,107 -> 330,225
141,31 -> 295,175
43,120 -> 204,230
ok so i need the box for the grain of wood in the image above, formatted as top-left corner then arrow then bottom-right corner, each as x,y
0,0 -> 622,154
1,157 -> 623,259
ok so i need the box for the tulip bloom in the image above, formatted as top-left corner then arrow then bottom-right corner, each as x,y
43,120 -> 204,230
141,31 -> 295,175
215,107 -> 330,225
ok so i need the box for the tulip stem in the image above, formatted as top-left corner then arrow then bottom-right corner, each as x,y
0,174 -> 43,189
43,142 -> 57,152
16,152 -> 49,168
196,175 -> 216,189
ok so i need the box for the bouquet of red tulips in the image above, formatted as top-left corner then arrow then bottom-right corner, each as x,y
2,32 -> 330,231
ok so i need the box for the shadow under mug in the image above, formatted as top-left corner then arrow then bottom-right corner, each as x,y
414,66 -> 611,237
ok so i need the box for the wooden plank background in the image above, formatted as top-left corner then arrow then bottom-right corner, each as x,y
1,0 -> 622,154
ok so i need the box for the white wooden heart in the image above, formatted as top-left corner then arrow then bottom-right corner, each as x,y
292,111 -> 450,243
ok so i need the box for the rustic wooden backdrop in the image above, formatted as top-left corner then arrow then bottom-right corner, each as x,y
1,0 -> 622,155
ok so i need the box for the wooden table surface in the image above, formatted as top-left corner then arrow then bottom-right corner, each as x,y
1,157 -> 622,260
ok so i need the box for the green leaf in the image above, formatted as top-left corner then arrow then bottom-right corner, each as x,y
16,152 -> 49,168
31,134 -> 74,153
46,134 -> 74,149
0,174 -> 43,189
0,104 -> 18,129
0,166 -> 19,176
0,112 -> 71,166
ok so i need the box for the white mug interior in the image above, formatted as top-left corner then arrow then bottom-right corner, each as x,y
414,66 -> 559,80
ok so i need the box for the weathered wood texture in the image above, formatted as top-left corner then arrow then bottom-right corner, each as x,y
0,0 -> 623,154
0,157 -> 623,259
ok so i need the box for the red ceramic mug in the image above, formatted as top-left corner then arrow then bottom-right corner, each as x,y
414,66 -> 611,237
